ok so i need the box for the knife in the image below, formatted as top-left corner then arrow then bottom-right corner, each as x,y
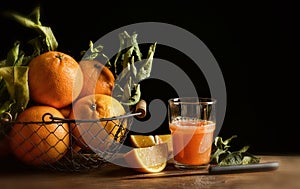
123,161 -> 279,179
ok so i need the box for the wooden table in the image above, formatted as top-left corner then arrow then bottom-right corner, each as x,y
0,155 -> 299,189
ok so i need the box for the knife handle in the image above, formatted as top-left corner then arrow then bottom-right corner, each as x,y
209,161 -> 279,174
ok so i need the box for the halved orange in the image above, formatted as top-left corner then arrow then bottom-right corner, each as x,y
124,143 -> 168,173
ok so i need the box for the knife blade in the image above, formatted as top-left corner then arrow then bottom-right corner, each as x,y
123,161 -> 279,179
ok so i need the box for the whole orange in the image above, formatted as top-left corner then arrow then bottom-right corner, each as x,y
28,51 -> 84,109
78,60 -> 115,98
69,94 -> 127,152
8,106 -> 70,166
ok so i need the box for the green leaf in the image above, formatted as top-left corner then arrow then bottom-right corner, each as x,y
0,66 -> 29,119
130,32 -> 142,61
112,84 -> 124,99
81,31 -> 156,106
122,46 -> 135,69
210,135 -> 260,166
213,135 -> 237,151
210,148 -> 228,164
238,145 -> 250,153
5,6 -> 58,51
27,37 -> 44,57
110,31 -> 156,106
123,84 -> 141,106
28,6 -> 41,25
0,101 -> 13,115
122,76 -> 132,102
118,63 -> 130,82
218,151 -> 244,166
136,42 -> 156,82
131,57 -> 137,78
5,41 -> 21,66
241,154 -> 261,164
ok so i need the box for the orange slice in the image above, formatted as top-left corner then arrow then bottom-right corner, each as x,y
155,134 -> 173,158
124,143 -> 168,173
130,135 -> 156,148
130,134 -> 173,158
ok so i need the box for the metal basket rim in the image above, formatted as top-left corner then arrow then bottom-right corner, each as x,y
1,112 -> 141,125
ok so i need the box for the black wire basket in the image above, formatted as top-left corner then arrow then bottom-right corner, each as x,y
0,106 -> 144,172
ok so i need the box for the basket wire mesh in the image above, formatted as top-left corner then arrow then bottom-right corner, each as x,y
0,111 -> 141,172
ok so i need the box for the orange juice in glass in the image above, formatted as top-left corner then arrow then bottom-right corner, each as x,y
168,97 -> 216,169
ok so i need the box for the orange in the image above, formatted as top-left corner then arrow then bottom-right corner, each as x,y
8,106 -> 70,166
130,134 -> 173,159
124,143 -> 168,173
69,94 -> 127,152
155,134 -> 173,158
28,51 -> 84,109
78,60 -> 115,98
130,135 -> 156,148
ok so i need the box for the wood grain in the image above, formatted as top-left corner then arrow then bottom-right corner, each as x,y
0,155 -> 299,189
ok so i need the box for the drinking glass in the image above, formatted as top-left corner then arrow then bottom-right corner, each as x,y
168,97 -> 216,169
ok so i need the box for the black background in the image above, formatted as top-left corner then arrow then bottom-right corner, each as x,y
0,0 -> 298,155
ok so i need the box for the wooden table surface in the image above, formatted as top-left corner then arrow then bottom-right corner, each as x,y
0,155 -> 299,189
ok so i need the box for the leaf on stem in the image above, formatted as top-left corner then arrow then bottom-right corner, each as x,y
4,6 -> 58,52
0,66 -> 29,120
112,31 -> 156,106
83,31 -> 156,106
210,135 -> 260,166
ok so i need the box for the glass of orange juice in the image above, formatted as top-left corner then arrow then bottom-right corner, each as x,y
168,97 -> 216,169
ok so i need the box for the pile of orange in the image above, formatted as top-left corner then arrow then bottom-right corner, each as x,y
6,51 -> 124,166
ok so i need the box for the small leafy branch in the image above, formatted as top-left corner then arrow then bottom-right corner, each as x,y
210,135 -> 261,166
81,31 -> 156,106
